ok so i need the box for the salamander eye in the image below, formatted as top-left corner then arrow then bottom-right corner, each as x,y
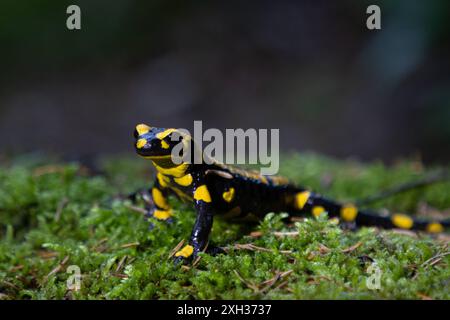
133,129 -> 139,139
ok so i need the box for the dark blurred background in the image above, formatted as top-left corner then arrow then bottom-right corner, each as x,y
0,0 -> 449,163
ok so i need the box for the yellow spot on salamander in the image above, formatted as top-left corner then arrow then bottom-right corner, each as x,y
161,140 -> 170,149
260,176 -> 269,184
136,124 -> 151,135
156,128 -> 177,140
194,185 -> 212,203
295,191 -> 310,210
152,188 -> 169,210
222,187 -> 235,203
340,204 -> 358,222
153,162 -> 189,178
157,173 -> 170,188
175,245 -> 194,258
426,222 -> 444,233
153,209 -> 172,220
312,206 -> 325,218
136,138 -> 147,149
392,214 -> 414,229
174,174 -> 193,186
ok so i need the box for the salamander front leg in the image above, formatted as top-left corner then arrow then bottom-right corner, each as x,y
174,185 -> 214,264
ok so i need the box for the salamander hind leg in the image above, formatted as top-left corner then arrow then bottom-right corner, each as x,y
134,175 -> 175,229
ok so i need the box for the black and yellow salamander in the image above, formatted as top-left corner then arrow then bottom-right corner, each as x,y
133,123 -> 449,264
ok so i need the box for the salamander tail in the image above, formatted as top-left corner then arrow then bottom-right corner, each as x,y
292,190 -> 448,233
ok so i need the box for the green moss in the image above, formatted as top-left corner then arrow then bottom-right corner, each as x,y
0,153 -> 449,300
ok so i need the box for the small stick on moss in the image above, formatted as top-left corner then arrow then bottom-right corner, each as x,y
192,242 -> 209,267
91,238 -> 109,253
120,242 -> 140,249
274,280 -> 289,291
249,231 -> 263,238
318,244 -> 331,254
421,251 -> 450,268
289,217 -> 304,222
273,231 -> 299,238
389,229 -> 418,238
38,251 -> 58,259
417,292 -> 433,300
168,239 -> 185,259
341,242 -> 362,253
43,255 -> 70,284
54,197 -> 69,222
259,270 -> 293,294
125,204 -> 147,215
225,243 -> 293,255
307,275 -> 333,285
233,270 -> 259,292
1,280 -> 19,290
9,265 -> 24,272
115,255 -> 128,273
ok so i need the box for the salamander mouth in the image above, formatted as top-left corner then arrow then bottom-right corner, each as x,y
135,145 -> 152,157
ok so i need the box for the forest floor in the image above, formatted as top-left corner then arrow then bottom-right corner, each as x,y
0,153 -> 449,299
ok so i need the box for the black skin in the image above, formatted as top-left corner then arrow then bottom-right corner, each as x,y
133,124 -> 449,264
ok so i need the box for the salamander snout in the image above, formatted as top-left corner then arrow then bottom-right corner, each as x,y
134,124 -> 180,158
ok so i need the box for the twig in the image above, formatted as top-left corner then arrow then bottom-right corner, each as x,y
125,204 -> 147,215
233,270 -> 259,292
37,251 -> 58,259
341,242 -> 362,253
389,229 -> 418,238
120,242 -> 140,249
225,243 -> 293,255
9,265 -> 24,272
115,255 -> 128,273
273,231 -> 299,238
192,241 -> 209,267
249,231 -> 263,238
318,244 -> 331,254
421,251 -> 450,268
274,280 -> 289,291
91,238 -> 109,252
43,255 -> 70,283
168,239 -> 185,259
54,197 -> 69,222
1,280 -> 19,290
417,292 -> 433,300
258,270 -> 293,294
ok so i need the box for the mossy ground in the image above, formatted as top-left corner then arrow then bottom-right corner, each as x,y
0,153 -> 449,299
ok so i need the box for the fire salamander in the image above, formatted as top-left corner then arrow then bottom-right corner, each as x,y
133,123 -> 449,264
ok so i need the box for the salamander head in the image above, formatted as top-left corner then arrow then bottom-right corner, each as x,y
134,124 -> 188,159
